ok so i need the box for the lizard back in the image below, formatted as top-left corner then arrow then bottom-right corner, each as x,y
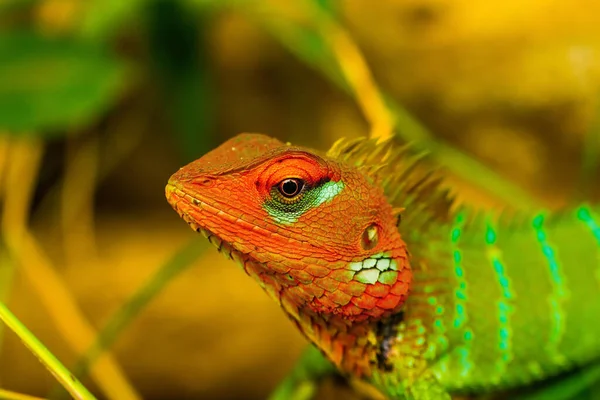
331,137 -> 600,397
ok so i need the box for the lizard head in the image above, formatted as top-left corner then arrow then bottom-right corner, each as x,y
166,133 -> 411,323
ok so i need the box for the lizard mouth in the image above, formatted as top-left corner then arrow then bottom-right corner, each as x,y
166,182 -> 243,265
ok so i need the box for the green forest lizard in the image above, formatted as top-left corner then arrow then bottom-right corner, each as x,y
165,133 -> 600,399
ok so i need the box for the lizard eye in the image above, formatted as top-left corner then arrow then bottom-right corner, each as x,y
278,178 -> 304,198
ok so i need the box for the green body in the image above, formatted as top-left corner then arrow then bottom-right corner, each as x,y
326,138 -> 600,398
371,205 -> 600,398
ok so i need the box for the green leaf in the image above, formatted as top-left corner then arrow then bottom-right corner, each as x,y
79,0 -> 152,40
0,31 -> 128,136
145,0 -> 216,160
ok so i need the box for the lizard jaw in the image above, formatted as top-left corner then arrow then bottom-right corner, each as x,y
166,182 -> 242,265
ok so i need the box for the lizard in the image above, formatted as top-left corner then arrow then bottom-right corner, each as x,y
165,133 -> 600,399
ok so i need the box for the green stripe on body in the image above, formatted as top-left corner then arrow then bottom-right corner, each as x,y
485,222 -> 514,380
532,213 -> 569,364
450,212 -> 474,379
576,206 -> 600,288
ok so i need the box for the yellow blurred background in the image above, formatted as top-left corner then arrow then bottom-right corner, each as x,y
0,0 -> 599,399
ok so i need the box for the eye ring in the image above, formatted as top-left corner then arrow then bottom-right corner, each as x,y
277,178 -> 304,198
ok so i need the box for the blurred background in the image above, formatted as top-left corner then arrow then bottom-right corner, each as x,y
0,0 -> 599,399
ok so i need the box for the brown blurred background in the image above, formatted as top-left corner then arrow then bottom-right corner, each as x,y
0,0 -> 599,399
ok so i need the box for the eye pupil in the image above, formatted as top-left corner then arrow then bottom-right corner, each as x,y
279,178 -> 303,198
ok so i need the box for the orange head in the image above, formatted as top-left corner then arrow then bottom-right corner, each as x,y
166,134 -> 412,323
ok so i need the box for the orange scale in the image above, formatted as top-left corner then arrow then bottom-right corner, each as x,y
320,329 -> 333,350
350,293 -> 378,310
301,256 -> 325,266
365,307 -> 386,319
314,294 -> 339,310
390,280 -> 410,295
330,340 -> 345,366
353,313 -> 371,323
329,269 -> 355,283
314,277 -> 340,292
287,286 -> 315,303
376,293 -> 402,310
302,283 -> 325,298
365,283 -> 390,298
340,303 -> 363,316
340,280 -> 367,297
283,250 -> 306,261
327,289 -> 353,306
265,260 -> 291,274
289,269 -> 314,284
305,264 -> 331,278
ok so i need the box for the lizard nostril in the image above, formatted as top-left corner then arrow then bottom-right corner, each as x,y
361,223 -> 379,250
191,177 -> 215,188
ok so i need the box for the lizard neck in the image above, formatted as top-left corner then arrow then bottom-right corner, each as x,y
226,247 -> 409,378
279,293 -> 383,377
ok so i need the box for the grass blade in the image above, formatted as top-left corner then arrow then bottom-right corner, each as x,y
232,0 -> 540,209
0,302 -> 96,400
0,388 -> 48,400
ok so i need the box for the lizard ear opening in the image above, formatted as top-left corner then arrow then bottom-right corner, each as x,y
361,223 -> 379,250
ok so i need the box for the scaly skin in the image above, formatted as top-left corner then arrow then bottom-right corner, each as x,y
165,133 -> 600,399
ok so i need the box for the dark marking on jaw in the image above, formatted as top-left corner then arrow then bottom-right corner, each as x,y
373,311 -> 404,371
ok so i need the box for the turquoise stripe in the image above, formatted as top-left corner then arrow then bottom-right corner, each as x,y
577,207 -> 600,242
532,214 -> 568,361
450,212 -> 473,378
485,222 -> 514,372
576,207 -> 600,287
